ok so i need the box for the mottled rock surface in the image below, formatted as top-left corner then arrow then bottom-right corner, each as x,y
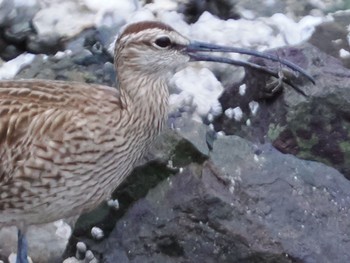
96,134 -> 350,263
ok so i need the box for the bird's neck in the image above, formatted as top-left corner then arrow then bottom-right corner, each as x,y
118,70 -> 169,138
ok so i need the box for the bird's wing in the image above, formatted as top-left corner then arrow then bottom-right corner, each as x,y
0,80 -> 122,185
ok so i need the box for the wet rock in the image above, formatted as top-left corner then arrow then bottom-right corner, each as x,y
97,135 -> 350,263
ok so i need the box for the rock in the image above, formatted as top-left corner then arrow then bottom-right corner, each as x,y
15,49 -> 114,87
174,115 -> 212,156
309,10 -> 350,68
31,0 -> 134,39
98,134 -> 350,263
32,2 -> 96,38
0,0 -> 15,26
213,43 -> 350,179
178,0 -> 344,22
0,53 -> 35,80
10,25 -> 118,85
26,34 -> 64,55
178,0 -> 240,23
3,21 -> 33,44
0,0 -> 41,60
235,0 -> 345,18
0,44 -> 23,61
0,221 -> 71,263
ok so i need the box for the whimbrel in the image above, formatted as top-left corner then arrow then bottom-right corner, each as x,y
0,21 -> 314,263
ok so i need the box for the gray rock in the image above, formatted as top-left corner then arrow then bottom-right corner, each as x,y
26,33 -> 64,55
3,21 -> 33,44
0,0 -> 42,60
178,0 -> 347,22
0,44 -> 22,61
309,10 -> 350,68
235,0 -> 346,18
174,115 -> 211,156
15,42 -> 115,87
0,221 -> 71,263
100,134 -> 350,263
178,0 -> 240,23
0,0 -> 15,26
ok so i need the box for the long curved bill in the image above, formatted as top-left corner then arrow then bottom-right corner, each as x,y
186,41 -> 315,94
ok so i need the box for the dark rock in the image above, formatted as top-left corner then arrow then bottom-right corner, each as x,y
26,34 -> 65,55
3,21 -> 34,44
0,43 -> 23,61
66,26 -> 118,61
0,23 -> 63,61
9,27 -> 117,84
213,43 -> 350,179
178,0 -> 240,23
83,26 -> 117,52
98,135 -> 350,263
0,0 -> 42,60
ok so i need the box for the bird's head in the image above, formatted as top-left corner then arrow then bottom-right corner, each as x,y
115,21 -> 191,78
115,20 -> 315,86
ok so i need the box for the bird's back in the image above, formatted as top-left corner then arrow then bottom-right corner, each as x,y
0,79 -> 135,226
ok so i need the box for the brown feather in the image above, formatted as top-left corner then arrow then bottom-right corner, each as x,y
120,21 -> 175,38
0,21 -> 186,227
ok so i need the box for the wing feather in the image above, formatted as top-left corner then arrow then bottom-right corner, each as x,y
0,79 -> 122,184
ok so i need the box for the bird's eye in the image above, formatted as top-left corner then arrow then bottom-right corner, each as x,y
155,36 -> 172,48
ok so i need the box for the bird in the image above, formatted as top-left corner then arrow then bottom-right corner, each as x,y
0,20 -> 314,263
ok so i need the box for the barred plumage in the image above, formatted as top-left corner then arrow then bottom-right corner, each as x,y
0,80 -> 159,225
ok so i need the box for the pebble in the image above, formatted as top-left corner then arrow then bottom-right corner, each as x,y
76,242 -> 87,260
107,199 -> 120,210
91,226 -> 104,240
